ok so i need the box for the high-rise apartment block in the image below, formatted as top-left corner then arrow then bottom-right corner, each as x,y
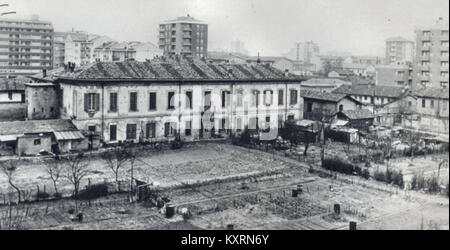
385,37 -> 414,64
412,19 -> 449,89
0,16 -> 54,78
159,15 -> 208,58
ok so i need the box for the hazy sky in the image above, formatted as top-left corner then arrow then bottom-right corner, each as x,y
4,0 -> 449,56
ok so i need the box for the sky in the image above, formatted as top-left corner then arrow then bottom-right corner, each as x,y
3,0 -> 449,57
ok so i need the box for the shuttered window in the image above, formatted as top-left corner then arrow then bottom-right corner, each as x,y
110,93 -> 118,112
185,91 -> 192,109
149,92 -> 157,111
168,92 -> 175,110
146,122 -> 156,138
130,92 -> 138,111
290,90 -> 298,105
278,89 -> 284,106
84,93 -> 100,112
126,124 -> 137,140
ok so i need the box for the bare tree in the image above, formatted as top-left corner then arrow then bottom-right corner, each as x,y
63,153 -> 90,198
0,160 -> 22,203
45,159 -> 63,195
101,149 -> 130,192
0,203 -> 28,230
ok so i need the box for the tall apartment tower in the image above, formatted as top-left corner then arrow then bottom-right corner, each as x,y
0,16 -> 54,78
412,18 -> 449,89
159,15 -> 208,58
296,41 -> 320,63
385,37 -> 414,64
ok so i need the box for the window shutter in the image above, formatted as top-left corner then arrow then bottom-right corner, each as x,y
95,93 -> 100,111
84,93 -> 89,112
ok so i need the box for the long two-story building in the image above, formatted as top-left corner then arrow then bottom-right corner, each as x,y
31,59 -> 305,144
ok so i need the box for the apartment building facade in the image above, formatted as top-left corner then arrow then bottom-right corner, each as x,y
412,21 -> 449,89
0,17 -> 53,78
375,63 -> 413,87
32,59 -> 305,143
385,37 -> 415,64
159,15 -> 208,58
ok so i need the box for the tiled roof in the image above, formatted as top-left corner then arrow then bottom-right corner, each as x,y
0,119 -> 79,136
34,58 -> 299,81
301,89 -> 349,102
332,84 -> 406,98
0,78 -> 27,92
340,109 -> 375,120
413,87 -> 449,100
302,78 -> 351,86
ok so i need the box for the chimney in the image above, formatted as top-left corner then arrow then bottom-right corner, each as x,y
284,69 -> 289,77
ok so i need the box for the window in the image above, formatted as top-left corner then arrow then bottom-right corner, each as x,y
278,89 -> 284,106
126,124 -> 137,140
110,93 -> 117,112
236,90 -> 243,107
130,92 -> 138,111
289,90 -> 298,105
149,92 -> 157,111
146,122 -> 156,139
441,61 -> 449,67
278,115 -> 284,128
110,124 -> 117,141
185,121 -> 192,136
164,122 -> 175,137
307,102 -> 313,112
288,115 -> 295,121
252,90 -> 260,107
422,99 -> 426,108
264,90 -> 273,106
168,91 -> 175,110
431,100 -> 435,108
34,139 -> 41,145
249,117 -> 258,130
185,91 -> 192,109
236,117 -> 242,132
204,91 -> 211,109
222,91 -> 231,108
84,93 -> 100,112
339,105 -> 344,112
441,71 -> 449,78
8,92 -> 12,100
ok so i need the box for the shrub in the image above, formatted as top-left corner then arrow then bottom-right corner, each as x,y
392,171 -> 404,189
426,176 -> 440,193
411,173 -> 426,190
446,182 -> 449,198
361,169 -> 370,179
54,192 -> 63,199
35,191 -> 50,200
77,184 -> 109,200
373,170 -> 386,182
322,158 -> 355,175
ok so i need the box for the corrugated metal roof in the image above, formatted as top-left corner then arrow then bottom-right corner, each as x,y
53,131 -> 84,141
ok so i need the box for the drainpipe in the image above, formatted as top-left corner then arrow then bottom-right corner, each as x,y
285,82 -> 288,121
101,82 -> 105,142
178,81 -> 182,138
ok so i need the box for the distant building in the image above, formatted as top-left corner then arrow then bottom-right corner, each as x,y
0,78 -> 26,121
53,32 -> 69,69
0,17 -> 54,78
301,89 -> 361,121
159,15 -> 208,58
385,37 -> 415,64
133,42 -> 163,61
64,31 -> 114,66
230,40 -> 249,56
301,78 -> 352,93
332,84 -> 408,108
375,63 -> 413,87
343,56 -> 384,78
412,19 -> 449,89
